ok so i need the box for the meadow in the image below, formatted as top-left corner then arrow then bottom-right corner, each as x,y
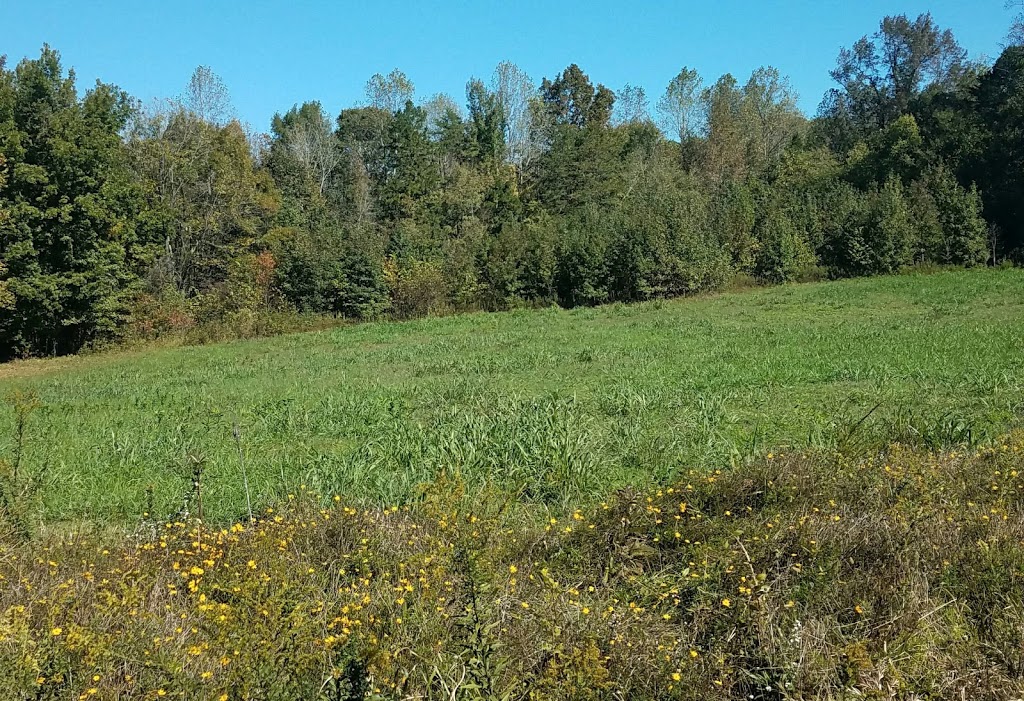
4,13 -> 1024,695
1,268 -> 1023,524
3,269 -> 1024,699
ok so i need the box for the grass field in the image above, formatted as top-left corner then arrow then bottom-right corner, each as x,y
4,268 -> 1024,700
1,268 -> 1023,524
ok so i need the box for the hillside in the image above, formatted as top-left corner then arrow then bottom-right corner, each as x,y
5,7 -> 1024,698
1,268 -> 1022,523
2,269 -> 1024,699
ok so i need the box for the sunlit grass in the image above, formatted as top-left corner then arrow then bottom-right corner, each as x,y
1,268 -> 1024,698
0,268 -> 1022,523
3,438 -> 1024,699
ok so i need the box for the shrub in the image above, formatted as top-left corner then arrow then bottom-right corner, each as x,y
391,260 -> 450,318
823,178 -> 914,278
277,239 -> 389,320
926,167 -> 989,266
554,210 -> 610,307
753,206 -> 816,283
125,290 -> 196,342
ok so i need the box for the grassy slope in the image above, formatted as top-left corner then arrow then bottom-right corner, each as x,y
2,268 -> 1023,522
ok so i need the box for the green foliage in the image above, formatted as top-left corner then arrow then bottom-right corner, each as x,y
540,64 -> 614,129
0,389 -> 43,540
466,79 -> 505,166
869,177 -> 916,272
128,102 -> 279,296
2,22 -> 1022,360
821,12 -> 967,145
971,45 -> 1024,259
514,216 -> 558,303
275,232 -> 388,319
390,259 -> 449,319
657,67 -> 703,143
0,47 -> 144,360
713,180 -> 757,271
825,177 -> 914,277
846,114 -> 928,187
700,74 -> 748,181
377,102 -> 439,221
608,168 -> 728,299
924,166 -> 988,265
0,261 -> 14,311
554,209 -> 609,307
753,205 -> 814,283
267,101 -> 343,210
530,118 -> 627,214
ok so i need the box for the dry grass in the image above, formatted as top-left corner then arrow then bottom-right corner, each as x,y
3,435 -> 1024,699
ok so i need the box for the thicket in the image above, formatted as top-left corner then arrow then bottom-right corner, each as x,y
2,12 -> 1020,360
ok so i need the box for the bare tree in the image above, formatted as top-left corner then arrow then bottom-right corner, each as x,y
422,92 -> 463,179
127,98 -> 211,292
657,67 -> 704,141
282,104 -> 342,197
613,84 -> 652,125
422,92 -> 463,136
365,69 -> 414,113
185,66 -> 233,125
491,61 -> 538,172
742,67 -> 804,165
128,64 -> 268,296
1009,1 -> 1024,45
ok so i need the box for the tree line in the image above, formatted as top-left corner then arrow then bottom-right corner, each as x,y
1,12 -> 1021,360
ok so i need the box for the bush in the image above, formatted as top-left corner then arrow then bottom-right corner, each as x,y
754,206 -> 816,283
125,290 -> 197,342
390,259 -> 450,318
276,239 -> 389,320
823,178 -> 914,278
554,210 -> 610,307
713,180 -> 757,272
926,167 -> 989,266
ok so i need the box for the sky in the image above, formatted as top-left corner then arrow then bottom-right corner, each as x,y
2,0 -> 1016,132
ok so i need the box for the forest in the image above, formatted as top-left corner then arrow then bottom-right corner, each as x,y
0,11 -> 1021,361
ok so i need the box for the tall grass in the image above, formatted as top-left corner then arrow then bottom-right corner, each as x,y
0,268 -> 1021,523
2,438 -> 1024,699
0,269 -> 1023,698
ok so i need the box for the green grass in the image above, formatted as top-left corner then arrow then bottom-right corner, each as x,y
2,268 -> 1023,523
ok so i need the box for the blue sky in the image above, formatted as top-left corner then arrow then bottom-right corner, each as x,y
2,0 -> 1015,131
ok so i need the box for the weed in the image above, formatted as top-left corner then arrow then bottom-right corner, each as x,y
0,389 -> 44,538
1,439 -> 1024,698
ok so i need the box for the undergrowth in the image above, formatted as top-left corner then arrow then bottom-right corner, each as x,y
2,436 -> 1024,699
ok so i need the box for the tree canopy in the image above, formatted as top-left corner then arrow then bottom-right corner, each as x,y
0,12 -> 1019,360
